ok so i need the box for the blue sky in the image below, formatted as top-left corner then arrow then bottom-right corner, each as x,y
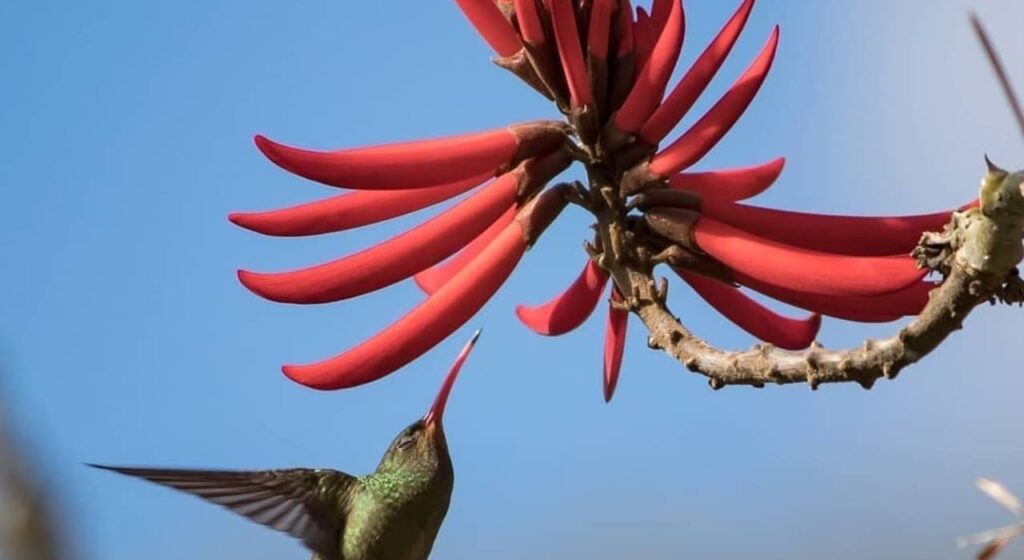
2,1 -> 1023,558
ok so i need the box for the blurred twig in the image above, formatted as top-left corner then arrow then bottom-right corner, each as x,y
0,383 -> 64,560
959,478 -> 1024,560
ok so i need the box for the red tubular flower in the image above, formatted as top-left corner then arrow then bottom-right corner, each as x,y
649,0 -> 674,36
516,259 -> 610,335
548,0 -> 594,108
692,217 -> 927,297
228,172 -> 493,237
255,121 -> 566,190
587,0 -> 616,61
632,8 -> 655,73
282,186 -> 570,390
737,274 -> 931,323
415,206 -> 517,294
676,269 -> 821,350
640,0 -> 755,144
454,0 -> 523,57
515,0 -> 547,46
603,288 -> 628,402
699,199 -> 973,256
649,26 -> 779,177
606,0 -> 635,112
612,0 -> 684,133
586,0 -> 617,112
616,0 -> 635,57
669,157 -> 784,201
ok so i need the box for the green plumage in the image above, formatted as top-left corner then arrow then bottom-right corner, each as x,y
92,330 -> 481,559
89,420 -> 455,560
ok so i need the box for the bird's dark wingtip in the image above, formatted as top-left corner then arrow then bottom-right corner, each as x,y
85,463 -> 122,473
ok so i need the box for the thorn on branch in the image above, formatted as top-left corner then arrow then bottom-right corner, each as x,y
653,276 -> 669,306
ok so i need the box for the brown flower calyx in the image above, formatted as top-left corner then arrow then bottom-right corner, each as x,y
517,183 -> 571,246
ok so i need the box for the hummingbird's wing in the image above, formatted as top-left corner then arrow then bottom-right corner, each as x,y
89,464 -> 355,560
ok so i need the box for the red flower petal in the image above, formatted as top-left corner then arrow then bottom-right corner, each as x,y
640,0 -> 755,144
283,219 -> 530,390
514,0 -> 547,45
255,121 -> 564,190
238,172 -> 521,304
649,26 -> 779,177
603,288 -> 628,402
700,199 -> 965,256
455,0 -> 523,57
228,172 -> 492,237
613,0 -> 685,132
616,0 -> 635,56
737,274 -> 932,323
668,157 -> 784,201
632,7 -> 655,75
649,0 -> 674,36
677,269 -> 821,350
587,0 -> 616,61
548,0 -> 594,107
415,205 -> 517,294
693,217 -> 927,297
516,259 -> 610,335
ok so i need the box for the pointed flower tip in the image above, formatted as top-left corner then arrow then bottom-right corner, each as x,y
236,268 -> 264,291
227,210 -> 276,234
515,259 -> 610,336
282,364 -> 333,391
237,269 -> 286,302
253,134 -> 286,166
513,303 -> 533,323
253,133 -> 273,152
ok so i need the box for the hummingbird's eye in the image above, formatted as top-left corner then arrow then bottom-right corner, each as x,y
396,434 -> 416,450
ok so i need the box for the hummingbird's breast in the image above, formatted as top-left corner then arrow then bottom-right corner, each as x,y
340,473 -> 453,560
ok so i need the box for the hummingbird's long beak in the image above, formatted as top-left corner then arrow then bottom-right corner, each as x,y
423,329 -> 481,428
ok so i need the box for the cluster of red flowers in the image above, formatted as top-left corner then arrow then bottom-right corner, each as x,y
231,0 -> 969,400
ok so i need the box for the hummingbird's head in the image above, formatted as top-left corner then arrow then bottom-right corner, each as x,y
377,330 -> 481,474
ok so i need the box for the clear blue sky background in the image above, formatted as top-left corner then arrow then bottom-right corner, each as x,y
2,1 -> 1023,558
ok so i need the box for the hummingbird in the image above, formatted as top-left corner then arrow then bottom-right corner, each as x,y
89,330 -> 481,560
